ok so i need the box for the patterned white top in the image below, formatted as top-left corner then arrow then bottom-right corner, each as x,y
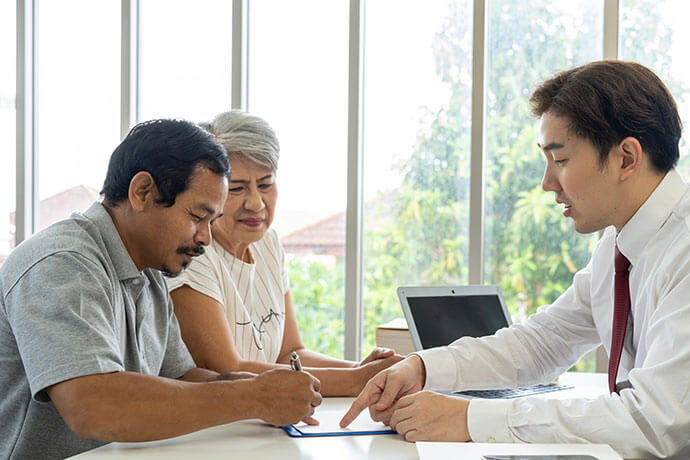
167,228 -> 288,363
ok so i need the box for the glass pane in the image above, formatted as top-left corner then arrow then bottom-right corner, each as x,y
36,0 -> 120,231
619,0 -> 690,177
139,0 -> 233,122
0,0 -> 15,267
484,0 -> 604,371
248,0 -> 349,358
362,1 -> 468,353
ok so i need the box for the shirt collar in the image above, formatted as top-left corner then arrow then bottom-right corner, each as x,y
616,169 -> 687,265
81,202 -> 141,281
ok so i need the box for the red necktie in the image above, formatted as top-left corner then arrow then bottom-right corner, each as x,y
609,245 -> 631,393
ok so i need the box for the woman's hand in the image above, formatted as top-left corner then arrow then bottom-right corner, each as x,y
351,353 -> 406,395
355,348 -> 406,394
358,347 -> 396,366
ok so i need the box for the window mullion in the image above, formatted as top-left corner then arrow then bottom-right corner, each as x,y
344,0 -> 364,361
469,0 -> 486,285
120,0 -> 138,137
232,0 -> 247,110
603,0 -> 619,59
16,0 -> 37,244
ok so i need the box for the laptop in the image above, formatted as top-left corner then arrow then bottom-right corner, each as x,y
397,285 -> 572,399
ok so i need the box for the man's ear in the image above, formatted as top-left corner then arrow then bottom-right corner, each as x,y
128,171 -> 158,212
617,136 -> 643,182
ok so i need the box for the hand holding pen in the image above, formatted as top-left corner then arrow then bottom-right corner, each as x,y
290,351 -> 303,371
288,351 -> 320,426
251,351 -> 322,427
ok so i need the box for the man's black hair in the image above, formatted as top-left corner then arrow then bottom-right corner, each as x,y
530,60 -> 682,172
101,119 -> 230,207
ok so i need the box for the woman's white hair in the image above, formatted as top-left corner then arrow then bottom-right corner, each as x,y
200,110 -> 280,173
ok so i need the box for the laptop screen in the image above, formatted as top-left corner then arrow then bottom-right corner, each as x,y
406,293 -> 510,349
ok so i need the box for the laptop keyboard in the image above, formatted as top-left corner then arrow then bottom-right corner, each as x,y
453,382 -> 574,399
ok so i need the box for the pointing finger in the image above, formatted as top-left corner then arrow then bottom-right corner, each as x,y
339,382 -> 381,427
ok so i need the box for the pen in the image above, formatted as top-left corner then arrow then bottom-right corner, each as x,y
290,351 -> 302,371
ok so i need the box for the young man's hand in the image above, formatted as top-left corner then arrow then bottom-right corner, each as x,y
340,354 -> 426,427
388,391 -> 470,442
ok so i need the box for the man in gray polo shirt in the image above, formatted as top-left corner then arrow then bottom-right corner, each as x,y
0,120 -> 321,460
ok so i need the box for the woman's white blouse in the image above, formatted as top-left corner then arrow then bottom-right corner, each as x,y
167,228 -> 289,363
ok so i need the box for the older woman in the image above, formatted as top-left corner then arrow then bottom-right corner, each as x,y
168,111 -> 401,396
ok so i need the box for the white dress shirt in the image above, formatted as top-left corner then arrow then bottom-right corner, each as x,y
418,169 -> 690,459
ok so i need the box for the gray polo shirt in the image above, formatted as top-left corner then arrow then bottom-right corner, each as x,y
0,202 -> 195,460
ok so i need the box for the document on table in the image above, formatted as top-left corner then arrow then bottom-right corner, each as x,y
282,408 -> 395,437
417,442 -> 623,460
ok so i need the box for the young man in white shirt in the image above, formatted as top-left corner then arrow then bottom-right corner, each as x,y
341,60 -> 690,459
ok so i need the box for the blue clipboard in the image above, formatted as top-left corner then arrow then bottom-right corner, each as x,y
281,424 -> 396,437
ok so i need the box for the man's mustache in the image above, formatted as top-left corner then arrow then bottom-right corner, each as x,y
178,245 -> 205,256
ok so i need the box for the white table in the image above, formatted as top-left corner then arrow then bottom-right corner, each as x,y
71,397 -> 416,460
73,372 -> 609,460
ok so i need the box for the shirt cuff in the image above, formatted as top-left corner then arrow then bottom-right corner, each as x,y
415,348 -> 457,390
467,398 -> 513,443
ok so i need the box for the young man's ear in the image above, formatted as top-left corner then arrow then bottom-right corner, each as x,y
128,171 -> 158,212
617,136 -> 643,181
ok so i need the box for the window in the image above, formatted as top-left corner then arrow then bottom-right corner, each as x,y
11,0 -> 690,365
483,0 -> 604,370
0,0 -> 15,267
139,0 -> 233,122
362,0 -> 469,352
248,0 -> 349,358
483,0 -> 603,316
35,0 -> 120,232
619,0 -> 690,177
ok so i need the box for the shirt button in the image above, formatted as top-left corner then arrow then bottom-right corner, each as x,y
132,279 -> 140,285
487,436 -> 496,443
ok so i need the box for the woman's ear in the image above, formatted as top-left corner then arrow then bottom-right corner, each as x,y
617,136 -> 643,182
128,171 -> 158,212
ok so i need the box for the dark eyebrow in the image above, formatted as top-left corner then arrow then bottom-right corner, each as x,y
195,204 -> 216,215
538,141 -> 565,152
